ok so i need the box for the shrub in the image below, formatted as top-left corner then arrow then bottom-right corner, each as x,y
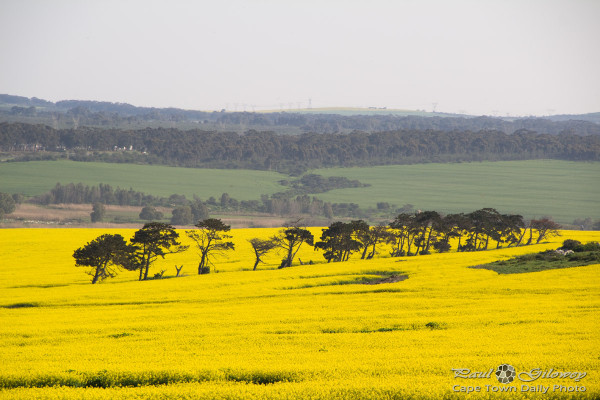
574,242 -> 600,252
199,266 -> 210,275
433,241 -> 451,253
561,239 -> 582,251
425,322 -> 442,330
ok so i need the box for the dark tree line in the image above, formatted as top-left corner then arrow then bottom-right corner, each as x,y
278,174 -> 369,195
32,182 -> 178,207
2,123 -> 599,174
314,209 -> 560,262
30,182 -> 357,220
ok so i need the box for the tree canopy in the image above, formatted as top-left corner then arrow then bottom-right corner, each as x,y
73,234 -> 132,283
127,222 -> 188,280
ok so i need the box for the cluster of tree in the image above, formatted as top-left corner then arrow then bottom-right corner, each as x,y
75,211 -> 562,284
387,210 -> 559,256
73,222 -> 188,283
310,211 -> 556,263
74,219 -> 316,282
2,123 -> 599,174
278,174 -> 369,195
2,94 -> 600,134
170,200 -> 210,225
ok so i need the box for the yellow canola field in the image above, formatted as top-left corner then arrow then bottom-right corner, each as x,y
0,228 -> 599,399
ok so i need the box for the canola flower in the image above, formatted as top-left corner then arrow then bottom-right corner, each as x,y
0,228 -> 599,399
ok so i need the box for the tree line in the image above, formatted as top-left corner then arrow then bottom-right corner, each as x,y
74,209 -> 561,283
29,182 -> 373,221
2,122 -> 599,174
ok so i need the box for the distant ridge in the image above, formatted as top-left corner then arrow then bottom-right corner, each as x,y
1,94 -> 599,136
1,93 -> 599,122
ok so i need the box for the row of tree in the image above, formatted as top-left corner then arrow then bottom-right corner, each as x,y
33,182 -> 184,207
74,210 -> 561,283
32,182 -> 369,221
3,123 -> 599,173
74,219 -> 315,283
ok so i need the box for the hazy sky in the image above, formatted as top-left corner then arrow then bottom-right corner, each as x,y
1,0 -> 599,116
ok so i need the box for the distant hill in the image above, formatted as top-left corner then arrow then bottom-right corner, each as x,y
543,112 -> 600,125
1,94 -> 599,135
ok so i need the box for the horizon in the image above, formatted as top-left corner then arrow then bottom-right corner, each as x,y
3,92 -> 599,119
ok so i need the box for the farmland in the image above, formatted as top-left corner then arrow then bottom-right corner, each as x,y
312,160 -> 600,224
1,227 -> 599,399
1,159 -> 598,224
0,160 -> 288,200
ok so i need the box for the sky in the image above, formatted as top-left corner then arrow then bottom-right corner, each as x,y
1,0 -> 599,116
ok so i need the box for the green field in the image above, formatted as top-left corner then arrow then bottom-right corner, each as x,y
0,160 -> 598,224
312,160 -> 600,223
0,160 -> 288,200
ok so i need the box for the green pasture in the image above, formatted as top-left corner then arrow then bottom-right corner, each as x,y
312,160 -> 600,224
0,160 -> 288,200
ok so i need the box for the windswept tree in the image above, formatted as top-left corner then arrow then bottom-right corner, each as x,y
461,208 -> 501,251
388,213 -> 417,256
442,213 -> 471,251
73,234 -> 133,284
413,211 -> 442,255
271,225 -> 314,268
314,220 -> 367,262
186,218 -> 235,274
530,218 -> 561,244
248,238 -> 277,270
496,213 -> 525,248
359,225 -> 393,259
127,222 -> 188,280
